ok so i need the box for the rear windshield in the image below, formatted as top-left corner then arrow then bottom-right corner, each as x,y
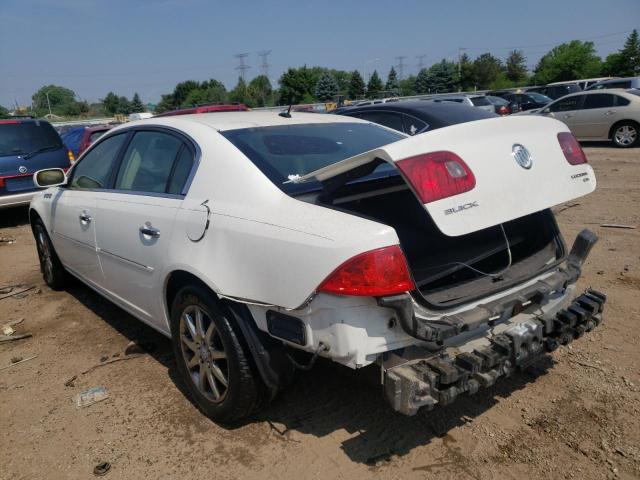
527,92 -> 552,103
0,121 -> 62,157
221,122 -> 404,195
470,96 -> 491,106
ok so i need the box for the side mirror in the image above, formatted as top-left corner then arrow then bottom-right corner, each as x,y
34,168 -> 67,188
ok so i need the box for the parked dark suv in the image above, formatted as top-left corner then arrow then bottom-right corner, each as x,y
0,118 -> 72,209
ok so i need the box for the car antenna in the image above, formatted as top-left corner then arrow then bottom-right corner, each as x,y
279,104 -> 292,118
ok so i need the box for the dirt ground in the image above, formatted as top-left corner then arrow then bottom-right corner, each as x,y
0,145 -> 638,480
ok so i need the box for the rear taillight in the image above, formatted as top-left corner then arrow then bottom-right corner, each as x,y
396,151 -> 476,204
557,132 -> 587,165
498,106 -> 509,115
318,245 -> 414,296
67,149 -> 75,163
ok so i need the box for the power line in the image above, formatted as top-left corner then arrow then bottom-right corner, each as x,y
416,54 -> 427,72
257,50 -> 272,78
234,53 -> 251,81
395,56 -> 406,80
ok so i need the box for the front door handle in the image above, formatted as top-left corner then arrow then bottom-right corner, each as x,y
140,226 -> 161,238
79,213 -> 92,223
604,110 -> 616,116
563,114 -> 575,118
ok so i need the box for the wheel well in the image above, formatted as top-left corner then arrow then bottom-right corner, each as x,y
165,270 -> 220,316
608,119 -> 639,139
28,209 -> 42,234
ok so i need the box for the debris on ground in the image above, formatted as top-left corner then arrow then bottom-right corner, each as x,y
124,340 -> 156,355
0,333 -> 32,343
64,375 -> 77,387
93,461 -> 111,476
81,354 -> 143,375
0,236 -> 16,245
600,223 -> 636,229
74,386 -> 109,408
0,354 -> 38,371
557,202 -> 580,213
0,285 -> 35,301
2,325 -> 14,335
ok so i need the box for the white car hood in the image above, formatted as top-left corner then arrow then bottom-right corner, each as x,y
293,115 -> 596,236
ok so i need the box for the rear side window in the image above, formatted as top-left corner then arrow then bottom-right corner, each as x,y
70,134 -> 127,189
583,94 -> 615,109
402,115 -> 428,135
114,131 -> 183,194
615,95 -> 631,106
0,121 -> 62,157
167,147 -> 194,194
357,111 -> 404,132
550,96 -> 583,112
470,97 -> 491,106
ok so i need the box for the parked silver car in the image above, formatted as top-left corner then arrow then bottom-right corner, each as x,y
586,76 -> 640,91
430,94 -> 496,114
536,89 -> 640,147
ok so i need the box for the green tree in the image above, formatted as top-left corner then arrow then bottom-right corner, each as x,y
32,85 -> 77,116
229,77 -> 255,106
366,70 -> 384,98
278,67 -> 315,104
532,40 -> 601,84
385,66 -> 400,96
102,92 -> 120,115
414,68 -> 430,94
427,60 -> 456,93
348,70 -> 366,99
248,75 -> 273,107
399,75 -> 416,96
0,105 -> 9,118
314,73 -> 338,101
130,93 -> 145,113
183,79 -> 228,106
473,53 -> 503,89
603,29 -> 640,77
505,50 -> 528,83
458,53 -> 475,91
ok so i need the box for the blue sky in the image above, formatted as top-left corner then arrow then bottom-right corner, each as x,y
1,0 -> 638,107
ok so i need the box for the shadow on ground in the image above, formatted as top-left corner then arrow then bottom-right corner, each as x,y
0,205 -> 30,228
65,280 -> 553,467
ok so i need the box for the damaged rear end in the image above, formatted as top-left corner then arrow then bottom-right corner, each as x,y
289,115 -> 605,415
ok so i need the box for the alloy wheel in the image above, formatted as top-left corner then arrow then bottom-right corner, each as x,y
179,304 -> 229,403
614,125 -> 637,146
36,226 -> 54,283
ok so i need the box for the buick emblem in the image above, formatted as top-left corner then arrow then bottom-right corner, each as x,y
512,144 -> 532,169
18,165 -> 27,174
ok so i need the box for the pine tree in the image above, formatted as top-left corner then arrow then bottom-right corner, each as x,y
618,29 -> 640,76
366,70 -> 383,99
385,67 -> 400,96
505,50 -> 528,83
414,68 -> 430,94
130,93 -> 144,113
314,73 -> 338,101
348,70 -> 366,99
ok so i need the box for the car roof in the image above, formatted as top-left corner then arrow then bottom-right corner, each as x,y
118,111 -> 367,132
549,88 -> 639,101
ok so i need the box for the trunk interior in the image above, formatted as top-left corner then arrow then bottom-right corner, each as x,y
312,176 -> 565,308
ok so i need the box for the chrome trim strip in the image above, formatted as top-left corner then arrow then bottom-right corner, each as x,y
53,231 -> 95,251
97,247 -> 154,272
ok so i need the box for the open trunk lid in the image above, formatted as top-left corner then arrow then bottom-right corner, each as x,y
292,116 -> 596,236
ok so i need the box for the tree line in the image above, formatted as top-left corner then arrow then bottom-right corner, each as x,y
1,30 -> 638,118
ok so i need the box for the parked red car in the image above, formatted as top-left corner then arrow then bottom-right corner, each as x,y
154,104 -> 248,117
78,125 -> 112,156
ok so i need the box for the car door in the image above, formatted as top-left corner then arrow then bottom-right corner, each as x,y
49,133 -> 128,286
544,95 -> 585,135
571,93 -> 616,138
94,128 -> 195,325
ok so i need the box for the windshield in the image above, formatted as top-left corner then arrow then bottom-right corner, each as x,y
470,96 -> 491,106
0,121 -> 62,157
221,122 -> 404,194
527,92 -> 552,103
485,96 -> 508,106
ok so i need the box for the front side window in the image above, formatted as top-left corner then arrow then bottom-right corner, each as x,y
70,133 -> 127,189
114,131 -> 183,193
583,94 -> 615,109
549,95 -> 583,112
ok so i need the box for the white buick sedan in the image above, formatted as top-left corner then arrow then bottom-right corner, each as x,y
30,110 -> 605,422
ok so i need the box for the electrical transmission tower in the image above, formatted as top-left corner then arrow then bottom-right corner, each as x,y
257,50 -> 272,78
234,53 -> 251,81
395,56 -> 406,80
416,54 -> 427,72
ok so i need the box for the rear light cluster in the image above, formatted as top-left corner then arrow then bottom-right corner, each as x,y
396,151 -> 476,204
318,245 -> 414,296
557,132 -> 588,165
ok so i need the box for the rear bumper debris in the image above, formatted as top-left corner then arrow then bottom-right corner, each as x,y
384,288 -> 606,415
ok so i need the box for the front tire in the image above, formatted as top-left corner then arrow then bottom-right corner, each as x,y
611,122 -> 638,148
170,285 -> 263,423
33,220 -> 67,290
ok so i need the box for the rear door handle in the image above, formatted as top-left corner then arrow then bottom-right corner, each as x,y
79,213 -> 92,223
139,226 -> 161,238
563,114 -> 575,118
604,110 -> 616,116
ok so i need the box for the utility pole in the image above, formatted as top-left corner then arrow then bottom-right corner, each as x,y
395,56 -> 406,80
257,50 -> 272,78
45,91 -> 52,116
234,53 -> 251,82
416,54 -> 427,72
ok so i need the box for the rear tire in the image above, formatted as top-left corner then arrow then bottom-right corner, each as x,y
33,220 -> 67,290
611,121 -> 638,148
170,285 -> 263,424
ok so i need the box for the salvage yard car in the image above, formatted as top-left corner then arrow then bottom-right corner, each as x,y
28,111 -> 606,422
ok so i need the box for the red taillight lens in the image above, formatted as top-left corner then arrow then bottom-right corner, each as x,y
318,245 -> 414,296
498,106 -> 509,115
557,132 -> 587,165
396,151 -> 476,204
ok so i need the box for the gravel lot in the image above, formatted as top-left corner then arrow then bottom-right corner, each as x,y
0,145 -> 638,480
